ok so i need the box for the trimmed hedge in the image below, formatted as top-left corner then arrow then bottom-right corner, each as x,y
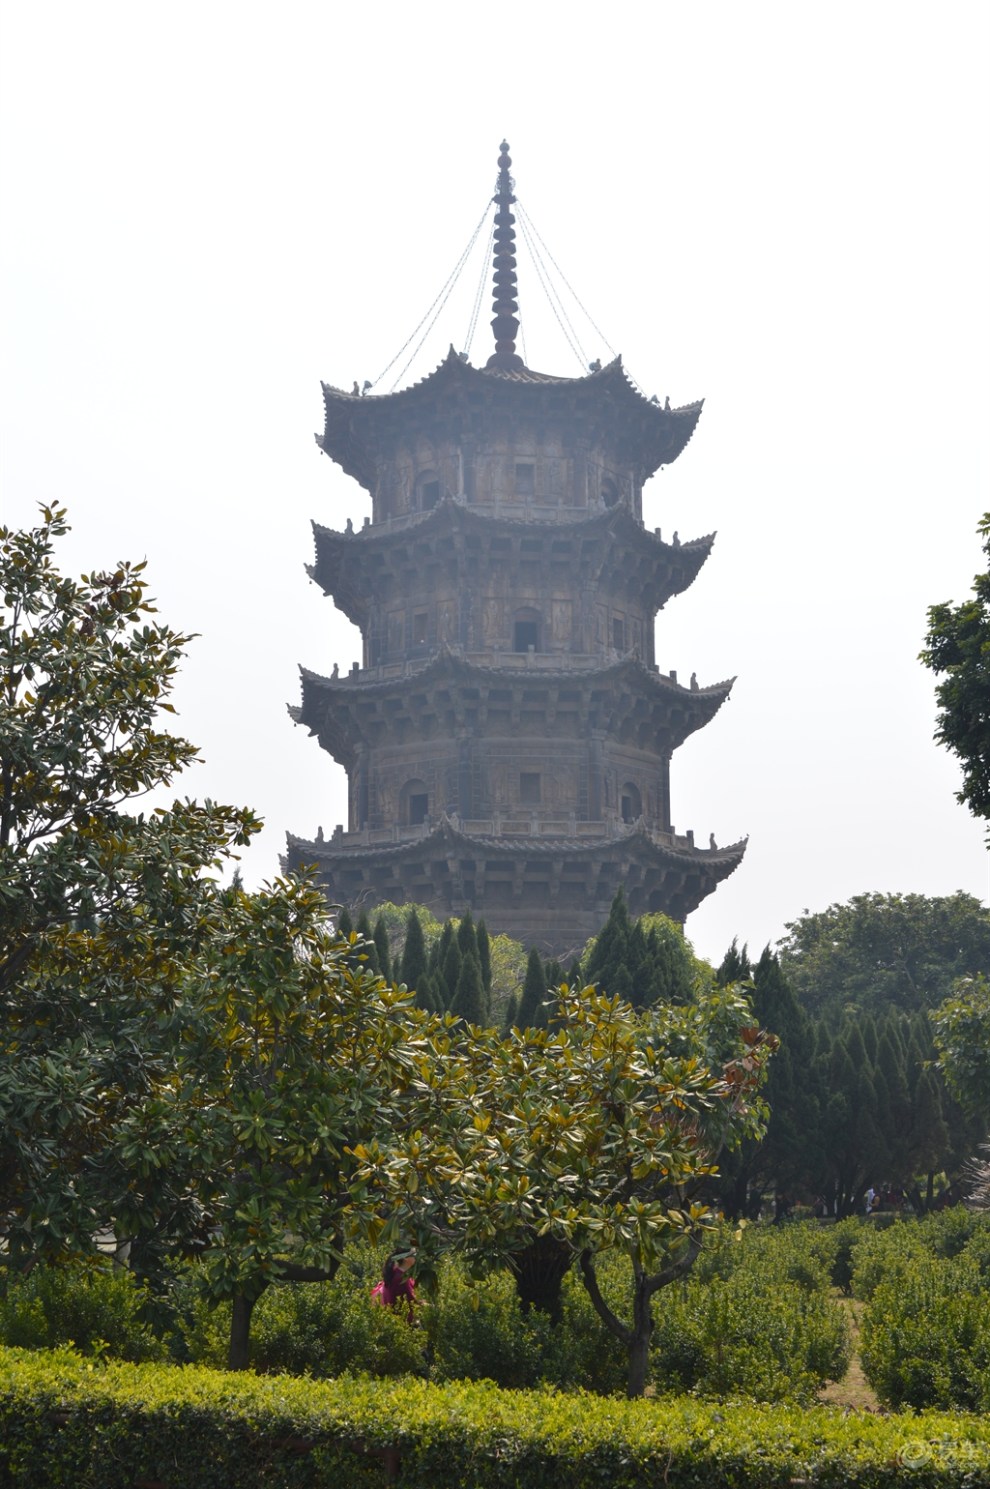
2,1346 -> 990,1488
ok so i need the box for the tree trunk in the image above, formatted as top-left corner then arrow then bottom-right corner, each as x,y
626,1272 -> 654,1398
510,1234 -> 572,1322
228,1288 -> 262,1371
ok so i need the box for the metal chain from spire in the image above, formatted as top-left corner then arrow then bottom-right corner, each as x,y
485,140 -> 525,370
516,200 -> 618,363
462,222 -> 494,361
369,201 -> 490,392
516,207 -> 588,372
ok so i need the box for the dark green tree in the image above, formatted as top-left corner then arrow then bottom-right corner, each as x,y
476,918 -> 492,996
373,914 -> 392,983
456,908 -> 477,960
516,947 -> 548,1030
714,948 -> 819,1217
355,910 -> 378,971
777,892 -> 990,1017
920,512 -> 990,830
440,934 -> 462,1011
451,952 -> 485,1026
583,892 -> 696,1009
933,973 -> 990,1123
717,939 -> 751,986
400,908 -> 427,994
584,888 -> 632,990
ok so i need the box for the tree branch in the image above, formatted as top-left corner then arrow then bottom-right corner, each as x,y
578,1247 -> 632,1344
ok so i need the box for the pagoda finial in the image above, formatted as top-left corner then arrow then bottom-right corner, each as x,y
486,140 -> 525,371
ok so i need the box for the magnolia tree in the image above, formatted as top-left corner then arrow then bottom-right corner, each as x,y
114,876 -> 437,1368
0,507 -> 259,1267
350,979 -> 774,1396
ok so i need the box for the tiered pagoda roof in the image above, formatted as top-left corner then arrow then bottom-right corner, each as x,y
317,350 -> 703,493
308,500 -> 714,630
292,650 -> 733,773
284,815 -> 746,959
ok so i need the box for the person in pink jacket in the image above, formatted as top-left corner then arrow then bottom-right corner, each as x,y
371,1248 -> 417,1319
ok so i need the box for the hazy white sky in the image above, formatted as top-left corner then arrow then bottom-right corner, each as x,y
2,2 -> 988,966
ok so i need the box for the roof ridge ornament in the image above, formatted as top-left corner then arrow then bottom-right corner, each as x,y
486,140 -> 525,371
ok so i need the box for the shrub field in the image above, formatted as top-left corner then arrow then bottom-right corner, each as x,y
2,1211 -> 989,1483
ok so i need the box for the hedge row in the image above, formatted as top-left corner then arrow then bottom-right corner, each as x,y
2,1346 -> 989,1488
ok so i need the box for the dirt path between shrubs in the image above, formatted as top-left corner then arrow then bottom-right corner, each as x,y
817,1296 -> 881,1412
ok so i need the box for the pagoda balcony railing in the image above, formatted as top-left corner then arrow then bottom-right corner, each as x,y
367,499 -> 626,531
347,651 -> 677,682
321,816 -> 700,852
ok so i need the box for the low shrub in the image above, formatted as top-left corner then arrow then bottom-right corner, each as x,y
3,1346 -> 990,1488
861,1253 -> 990,1411
652,1268 -> 850,1403
0,1261 -> 165,1363
425,1258 -> 626,1393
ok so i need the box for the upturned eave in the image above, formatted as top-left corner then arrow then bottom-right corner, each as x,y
316,349 -> 703,491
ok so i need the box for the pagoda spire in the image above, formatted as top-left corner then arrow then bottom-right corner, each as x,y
486,140 -> 525,371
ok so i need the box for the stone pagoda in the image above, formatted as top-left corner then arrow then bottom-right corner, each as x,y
286,143 -> 745,957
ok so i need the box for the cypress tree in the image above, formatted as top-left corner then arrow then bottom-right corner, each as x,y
456,909 -> 477,960
517,947 -> 548,1030
627,921 -> 651,1009
502,991 -> 519,1033
433,921 -> 455,980
355,910 -> 378,972
336,906 -> 354,942
646,917 -> 696,1006
373,915 -> 392,983
875,1020 -> 912,1180
414,972 -> 440,1015
842,1021 -> 870,1071
610,960 -> 634,1005
452,953 -> 486,1026
717,937 -> 751,985
441,936 -> 462,1009
400,909 -> 428,994
476,919 -> 492,994
911,1068 -> 951,1208
585,888 -> 631,992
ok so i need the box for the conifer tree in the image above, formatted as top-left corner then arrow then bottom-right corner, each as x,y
516,947 -> 548,1030
451,953 -> 485,1026
414,972 -> 440,1015
456,909 -> 477,960
584,889 -> 631,990
644,917 -> 696,1006
476,919 -> 492,995
355,910 -> 378,972
441,935 -> 462,1009
911,1068 -> 951,1207
373,915 -> 392,983
717,938 -> 751,985
432,921 -> 454,979
336,907 -> 354,941
609,960 -> 634,1004
400,909 -> 427,994
875,1019 -> 912,1179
